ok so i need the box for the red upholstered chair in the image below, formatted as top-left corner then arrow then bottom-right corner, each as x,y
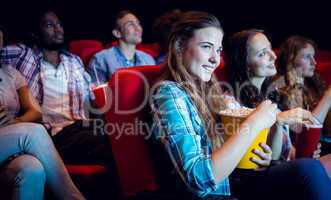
104,41 -> 118,49
136,43 -> 161,59
316,61 -> 331,85
93,65 -> 162,199
80,46 -> 103,67
65,164 -> 112,200
214,58 -> 229,83
69,40 -> 103,57
316,50 -> 331,63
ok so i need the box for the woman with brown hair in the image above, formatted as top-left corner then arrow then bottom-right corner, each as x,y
150,12 -> 331,200
275,35 -> 331,160
276,36 -> 331,128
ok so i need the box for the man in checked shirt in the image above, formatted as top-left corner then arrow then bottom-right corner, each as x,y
0,10 -> 113,166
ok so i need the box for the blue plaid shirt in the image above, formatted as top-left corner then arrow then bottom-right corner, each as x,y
151,81 -> 231,197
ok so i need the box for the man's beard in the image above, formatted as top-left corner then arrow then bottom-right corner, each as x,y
40,40 -> 65,51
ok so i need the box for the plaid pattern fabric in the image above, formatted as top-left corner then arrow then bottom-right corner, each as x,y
0,44 -> 91,120
151,81 -> 231,197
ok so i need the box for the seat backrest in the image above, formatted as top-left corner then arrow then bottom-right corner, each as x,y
316,50 -> 331,63
136,43 -> 161,58
69,40 -> 103,56
80,46 -> 103,67
316,61 -> 331,85
214,58 -> 229,83
96,65 -> 163,198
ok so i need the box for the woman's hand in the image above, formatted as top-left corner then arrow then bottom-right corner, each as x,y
247,100 -> 278,132
251,142 -> 272,168
0,107 -> 14,128
277,107 -> 315,125
312,143 -> 322,159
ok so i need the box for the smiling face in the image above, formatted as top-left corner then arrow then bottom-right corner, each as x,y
181,27 -> 223,82
247,33 -> 277,78
115,13 -> 143,45
293,43 -> 316,77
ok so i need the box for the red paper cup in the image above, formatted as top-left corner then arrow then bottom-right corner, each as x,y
295,123 -> 322,158
92,83 -> 109,108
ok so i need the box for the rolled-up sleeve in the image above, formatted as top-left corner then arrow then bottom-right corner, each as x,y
152,83 -> 230,197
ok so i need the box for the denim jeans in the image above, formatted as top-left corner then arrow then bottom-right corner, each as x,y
230,158 -> 331,200
0,122 -> 85,200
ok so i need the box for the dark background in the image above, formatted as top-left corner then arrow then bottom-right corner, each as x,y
1,0 -> 330,50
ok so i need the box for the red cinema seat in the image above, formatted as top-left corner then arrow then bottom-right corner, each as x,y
69,40 -> 103,57
214,53 -> 229,83
93,65 -> 162,199
316,61 -> 331,85
80,46 -> 103,67
136,43 -> 161,58
316,50 -> 331,63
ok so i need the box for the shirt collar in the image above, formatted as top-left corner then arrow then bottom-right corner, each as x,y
35,47 -> 73,60
113,45 -> 141,66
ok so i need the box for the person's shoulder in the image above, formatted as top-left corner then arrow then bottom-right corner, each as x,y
1,64 -> 25,80
156,81 -> 186,97
94,47 -> 115,58
136,49 -> 155,60
2,64 -> 18,74
1,43 -> 32,53
61,50 -> 83,63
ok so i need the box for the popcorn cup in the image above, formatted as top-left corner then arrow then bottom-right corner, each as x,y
220,109 -> 269,169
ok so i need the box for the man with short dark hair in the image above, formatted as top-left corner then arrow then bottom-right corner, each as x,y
88,10 -> 155,84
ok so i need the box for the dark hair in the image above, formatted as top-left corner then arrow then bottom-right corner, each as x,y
26,10 -> 62,48
277,35 -> 325,109
112,10 -> 135,30
152,9 -> 183,53
157,11 -> 225,148
277,35 -> 317,76
224,29 -> 278,108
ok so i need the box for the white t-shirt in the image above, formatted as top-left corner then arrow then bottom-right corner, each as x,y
40,59 -> 74,135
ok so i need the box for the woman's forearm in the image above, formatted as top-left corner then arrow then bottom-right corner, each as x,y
211,119 -> 260,183
17,86 -> 42,123
312,91 -> 331,124
15,109 -> 42,123
267,123 -> 283,160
